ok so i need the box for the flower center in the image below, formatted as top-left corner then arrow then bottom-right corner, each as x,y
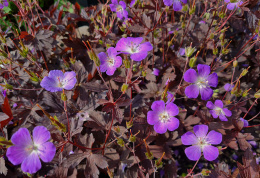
116,5 -> 123,12
25,144 -> 38,154
196,78 -> 208,89
197,137 -> 209,149
230,0 -> 238,2
159,111 -> 170,123
129,42 -> 139,53
215,107 -> 223,116
107,57 -> 115,66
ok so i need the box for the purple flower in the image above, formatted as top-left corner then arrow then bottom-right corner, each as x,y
147,100 -> 179,134
184,64 -> 218,100
179,48 -> 185,56
225,0 -> 243,10
0,86 -> 7,97
6,126 -> 56,174
224,83 -> 234,91
130,0 -> 136,7
109,0 -> 128,20
115,37 -> 153,61
152,68 -> 160,76
181,124 -> 222,161
239,117 -> 249,127
206,100 -> 232,121
98,47 -> 122,76
166,92 -> 174,104
40,70 -> 77,92
163,0 -> 187,11
0,0 -> 8,9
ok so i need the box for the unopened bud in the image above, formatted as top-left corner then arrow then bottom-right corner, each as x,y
129,135 -> 136,142
241,68 -> 249,76
233,60 -> 238,67
121,84 -> 128,94
254,90 -> 260,98
189,56 -> 197,68
61,93 -> 67,101
213,48 -> 218,55
185,46 -> 196,57
117,138 -> 125,147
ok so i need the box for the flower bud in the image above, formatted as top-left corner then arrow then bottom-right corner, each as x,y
233,60 -> 238,67
189,56 -> 197,68
254,90 -> 260,98
142,70 -> 147,77
61,93 -> 67,101
117,138 -> 125,147
114,126 -> 120,133
241,68 -> 249,76
210,33 -> 214,39
213,48 -> 218,55
129,135 -> 136,142
185,46 -> 196,57
182,4 -> 188,12
121,84 -> 128,94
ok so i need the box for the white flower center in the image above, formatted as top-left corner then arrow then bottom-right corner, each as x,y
196,78 -> 208,89
116,5 -> 123,12
25,144 -> 39,154
196,137 -> 209,149
215,107 -> 224,116
128,42 -> 140,54
107,57 -> 115,66
159,111 -> 170,123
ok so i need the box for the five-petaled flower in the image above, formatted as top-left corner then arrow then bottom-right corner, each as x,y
147,100 -> 179,134
6,126 -> 56,174
115,37 -> 153,61
40,70 -> 77,92
206,100 -> 232,121
0,0 -> 8,9
184,64 -> 218,100
98,47 -> 122,76
109,0 -> 128,20
163,0 -> 187,11
225,0 -> 243,10
181,124 -> 222,161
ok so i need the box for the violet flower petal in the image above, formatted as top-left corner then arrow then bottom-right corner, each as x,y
202,145 -> 219,161
154,122 -> 168,134
11,128 -> 32,147
219,113 -> 228,121
207,73 -> 218,87
151,100 -> 165,112
197,64 -> 210,78
194,125 -> 208,138
40,75 -> 62,92
109,4 -> 117,11
223,108 -> 232,117
167,117 -> 179,131
38,142 -> 56,162
214,100 -> 223,108
119,1 -> 126,9
184,69 -> 198,83
200,86 -> 213,100
205,130 -> 222,145
163,0 -> 173,6
147,111 -> 160,125
130,52 -> 148,61
62,71 -> 77,90
210,110 -> 219,118
165,102 -> 179,116
21,152 -> 42,174
185,145 -> 201,161
206,101 -> 214,110
185,84 -> 199,98
173,0 -> 182,11
6,146 -> 30,165
33,126 -> 50,145
181,132 -> 198,145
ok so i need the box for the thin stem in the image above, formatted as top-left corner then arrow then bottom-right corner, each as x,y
185,157 -> 200,177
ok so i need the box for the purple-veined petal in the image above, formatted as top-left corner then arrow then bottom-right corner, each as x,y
181,0 -> 187,3
153,68 -> 160,76
11,128 -> 32,147
138,42 -> 153,53
185,84 -> 199,99
197,64 -> 210,78
109,4 -> 117,11
40,76 -> 61,92
111,0 -> 118,5
163,0 -> 174,6
224,83 -> 234,91
179,48 -> 185,56
100,63 -> 109,73
210,110 -> 219,118
206,101 -> 214,110
119,1 -> 126,9
116,11 -> 124,20
227,3 -> 236,10
115,38 -> 129,52
223,108 -> 232,117
224,0 -> 230,2
62,71 -> 77,90
127,37 -> 143,46
173,0 -> 182,11
167,117 -> 179,131
33,126 -> 51,146
200,86 -> 213,100
107,47 -> 117,58
207,73 -> 218,87
154,122 -> 168,134
98,52 -> 108,63
0,4 -> 3,9
130,0 -> 136,7
240,118 -> 249,127
214,100 -> 223,108
3,1 -> 8,7
184,146 -> 201,161
147,111 -> 160,125
6,146 -> 30,165
114,56 -> 122,68
194,125 -> 208,138
122,9 -> 128,19
165,102 -> 179,117
106,66 -> 117,76
206,130 -> 222,145
38,142 -> 56,162
202,145 -> 219,161
21,152 -> 41,174
130,52 -> 148,61
151,100 -> 165,112
48,70 -> 64,80
181,132 -> 198,145
184,69 -> 198,83
219,113 -> 228,121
